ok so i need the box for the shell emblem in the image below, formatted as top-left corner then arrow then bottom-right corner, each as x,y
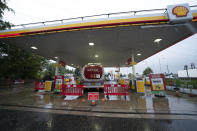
172,6 -> 189,17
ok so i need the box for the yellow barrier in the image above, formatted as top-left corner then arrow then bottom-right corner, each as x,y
136,80 -> 145,93
45,81 -> 52,91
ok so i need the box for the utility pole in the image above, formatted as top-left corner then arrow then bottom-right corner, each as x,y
159,59 -> 161,73
166,65 -> 170,74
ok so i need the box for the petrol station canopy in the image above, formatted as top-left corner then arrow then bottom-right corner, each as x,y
0,3 -> 197,67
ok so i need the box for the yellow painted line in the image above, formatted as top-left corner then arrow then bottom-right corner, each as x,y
22,22 -> 168,38
0,15 -> 167,35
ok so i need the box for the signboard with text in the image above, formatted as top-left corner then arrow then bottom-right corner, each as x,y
54,75 -> 64,92
88,92 -> 99,100
149,74 -> 166,94
45,81 -> 52,91
136,80 -> 145,93
127,58 -> 136,66
83,65 -> 103,80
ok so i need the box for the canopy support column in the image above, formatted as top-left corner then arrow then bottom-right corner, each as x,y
132,51 -> 136,78
55,58 -> 60,76
131,50 -> 136,88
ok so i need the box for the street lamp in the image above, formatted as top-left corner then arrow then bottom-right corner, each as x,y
159,57 -> 166,73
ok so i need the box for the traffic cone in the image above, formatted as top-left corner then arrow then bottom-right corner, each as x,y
81,98 -> 86,102
101,97 -> 105,102
189,88 -> 195,97
190,94 -> 195,97
176,91 -> 179,97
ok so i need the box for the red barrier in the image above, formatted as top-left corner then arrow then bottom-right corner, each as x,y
104,84 -> 129,96
34,81 -> 45,90
60,84 -> 84,96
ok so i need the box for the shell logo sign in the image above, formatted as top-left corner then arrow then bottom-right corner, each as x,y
83,65 -> 103,80
127,58 -> 136,66
172,6 -> 189,17
167,3 -> 192,23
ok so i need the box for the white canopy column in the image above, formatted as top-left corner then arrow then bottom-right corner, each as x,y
55,58 -> 60,76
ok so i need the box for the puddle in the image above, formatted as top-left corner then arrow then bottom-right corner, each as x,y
64,96 -> 79,100
105,95 -> 130,101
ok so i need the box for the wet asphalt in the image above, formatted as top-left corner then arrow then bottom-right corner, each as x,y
0,84 -> 197,131
0,108 -> 197,131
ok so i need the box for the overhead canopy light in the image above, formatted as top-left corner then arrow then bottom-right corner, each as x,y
137,53 -> 142,56
54,56 -> 58,59
95,54 -> 99,58
31,46 -> 38,50
89,42 -> 94,46
154,38 -> 162,43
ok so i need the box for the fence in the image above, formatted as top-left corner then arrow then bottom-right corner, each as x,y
60,84 -> 84,96
104,84 -> 129,96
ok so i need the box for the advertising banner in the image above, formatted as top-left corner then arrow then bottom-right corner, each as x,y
136,80 -> 145,93
45,81 -> 52,91
88,92 -> 99,100
149,74 -> 166,95
34,81 -> 45,90
54,75 -> 64,93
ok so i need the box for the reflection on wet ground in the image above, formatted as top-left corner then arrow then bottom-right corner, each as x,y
0,109 -> 197,131
1,85 -> 197,130
0,86 -> 197,115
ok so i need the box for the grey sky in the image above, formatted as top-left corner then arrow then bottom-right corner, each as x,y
3,0 -> 197,74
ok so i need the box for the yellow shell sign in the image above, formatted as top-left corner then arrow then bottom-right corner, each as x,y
172,6 -> 189,17
129,62 -> 137,66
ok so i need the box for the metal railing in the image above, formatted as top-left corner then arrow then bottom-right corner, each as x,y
9,5 -> 197,29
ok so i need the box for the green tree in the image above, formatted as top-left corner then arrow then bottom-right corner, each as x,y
0,1 -> 48,80
0,43 -> 47,79
42,63 -> 56,80
74,68 -> 81,78
143,67 -> 153,76
42,63 -> 74,80
59,66 -> 74,75
0,0 -> 14,29
128,73 -> 133,79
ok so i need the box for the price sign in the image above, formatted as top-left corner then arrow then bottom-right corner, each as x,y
149,74 -> 166,95
88,92 -> 99,100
